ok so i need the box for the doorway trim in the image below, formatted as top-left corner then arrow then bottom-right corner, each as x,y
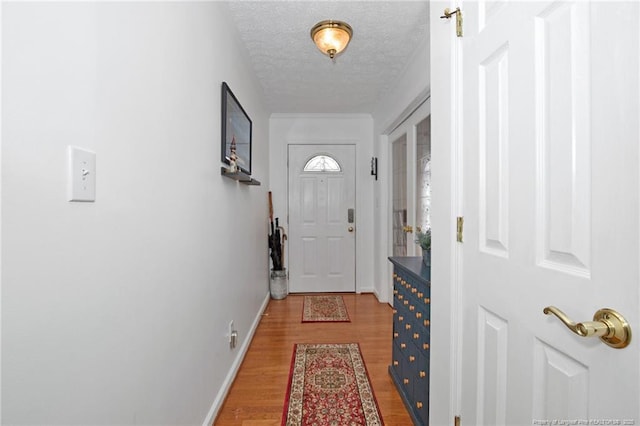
269,115 -> 376,295
380,96 -> 432,307
0,1 -> 4,420
426,1 -> 461,424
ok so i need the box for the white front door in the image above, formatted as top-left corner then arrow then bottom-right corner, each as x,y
457,1 -> 639,424
288,145 -> 356,293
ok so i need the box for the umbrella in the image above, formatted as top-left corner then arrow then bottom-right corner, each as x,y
268,192 -> 282,270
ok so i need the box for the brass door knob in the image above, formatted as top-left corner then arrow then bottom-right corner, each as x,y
543,306 -> 632,349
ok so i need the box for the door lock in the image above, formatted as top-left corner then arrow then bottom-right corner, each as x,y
543,306 -> 632,349
347,208 -> 355,223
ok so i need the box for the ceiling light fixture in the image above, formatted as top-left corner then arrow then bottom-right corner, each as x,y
310,20 -> 353,61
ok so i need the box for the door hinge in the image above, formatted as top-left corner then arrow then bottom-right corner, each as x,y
456,216 -> 464,242
455,415 -> 461,426
440,7 -> 463,37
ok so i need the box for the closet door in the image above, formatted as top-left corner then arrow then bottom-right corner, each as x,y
389,100 -> 431,258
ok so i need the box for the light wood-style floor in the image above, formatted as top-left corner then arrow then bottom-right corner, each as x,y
214,293 -> 413,425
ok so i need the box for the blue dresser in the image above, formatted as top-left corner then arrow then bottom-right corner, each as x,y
388,256 -> 430,425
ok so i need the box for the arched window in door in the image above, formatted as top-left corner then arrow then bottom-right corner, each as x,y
303,154 -> 341,172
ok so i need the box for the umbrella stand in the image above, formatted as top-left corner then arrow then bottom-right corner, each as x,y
268,192 -> 288,299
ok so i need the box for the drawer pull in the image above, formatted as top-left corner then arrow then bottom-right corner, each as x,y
409,355 -> 416,362
417,402 -> 423,409
400,343 -> 407,349
420,371 -> 426,378
405,324 -> 412,330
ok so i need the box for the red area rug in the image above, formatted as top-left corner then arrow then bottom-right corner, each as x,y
281,343 -> 384,426
302,295 -> 350,323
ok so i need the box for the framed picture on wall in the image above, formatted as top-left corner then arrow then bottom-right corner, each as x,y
221,81 -> 252,175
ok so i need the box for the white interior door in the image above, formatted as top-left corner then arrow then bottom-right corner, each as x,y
388,100 -> 431,259
288,145 -> 356,293
459,1 -> 639,424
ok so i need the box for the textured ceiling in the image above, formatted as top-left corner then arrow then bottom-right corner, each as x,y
224,1 -> 429,114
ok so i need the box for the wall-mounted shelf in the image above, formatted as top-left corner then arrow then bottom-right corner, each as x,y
220,167 -> 261,186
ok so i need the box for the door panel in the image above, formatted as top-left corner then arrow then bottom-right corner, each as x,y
536,1 -> 591,276
416,116 -> 431,234
392,134 -> 408,257
479,44 -> 509,257
459,1 -> 639,424
476,307 -> 508,426
288,145 -> 356,293
532,340 -> 589,420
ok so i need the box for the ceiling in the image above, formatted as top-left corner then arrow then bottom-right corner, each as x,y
224,1 -> 429,114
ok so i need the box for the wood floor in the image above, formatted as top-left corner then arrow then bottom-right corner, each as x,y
214,293 -> 414,425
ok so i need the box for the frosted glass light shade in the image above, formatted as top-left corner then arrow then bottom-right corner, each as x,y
310,20 -> 353,59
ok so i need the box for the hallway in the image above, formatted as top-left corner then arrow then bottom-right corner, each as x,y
215,293 -> 413,425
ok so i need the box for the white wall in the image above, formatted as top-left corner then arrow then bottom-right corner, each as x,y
0,1 -> 4,422
371,33 -> 430,303
2,3 -> 269,424
269,114 -> 375,293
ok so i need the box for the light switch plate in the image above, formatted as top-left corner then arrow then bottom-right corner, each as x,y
68,146 -> 96,202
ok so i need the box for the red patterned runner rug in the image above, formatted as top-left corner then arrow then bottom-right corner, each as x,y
281,343 -> 384,426
302,295 -> 350,323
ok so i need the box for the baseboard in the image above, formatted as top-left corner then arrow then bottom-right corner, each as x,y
371,288 -> 382,303
202,292 -> 271,426
372,287 -> 392,306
